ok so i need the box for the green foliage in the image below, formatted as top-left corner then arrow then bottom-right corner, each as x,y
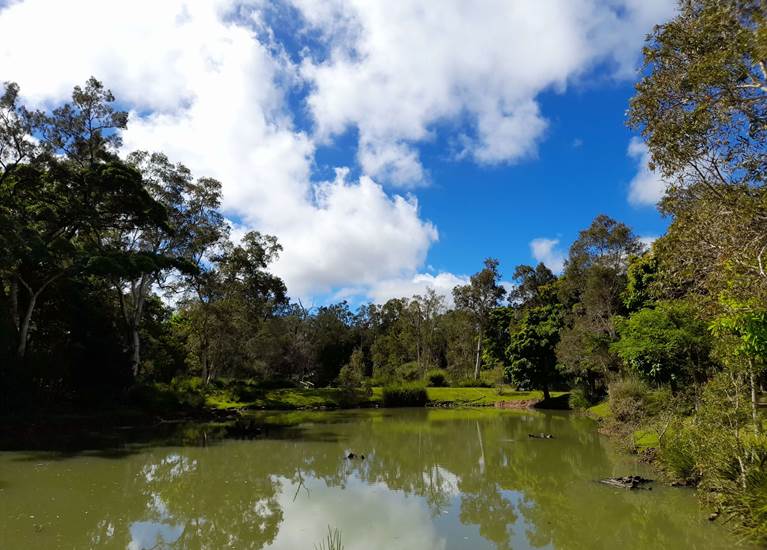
505,303 -> 564,399
608,376 -> 651,425
396,361 -> 421,382
659,421 -> 698,483
425,369 -> 448,387
622,252 -> 659,312
612,300 -> 712,386
453,258 -> 507,378
568,389 -> 594,410
382,383 -> 428,407
337,348 -> 365,390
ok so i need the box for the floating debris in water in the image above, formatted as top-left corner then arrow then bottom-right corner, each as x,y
599,475 -> 653,490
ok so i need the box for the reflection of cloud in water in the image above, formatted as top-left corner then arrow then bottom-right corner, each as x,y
265,475 -> 447,550
128,520 -> 184,549
142,453 -> 197,483
127,487 -> 187,549
423,465 -> 461,498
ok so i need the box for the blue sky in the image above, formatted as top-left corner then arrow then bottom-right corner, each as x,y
0,0 -> 674,305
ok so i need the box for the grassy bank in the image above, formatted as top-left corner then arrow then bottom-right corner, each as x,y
202,385 -> 565,411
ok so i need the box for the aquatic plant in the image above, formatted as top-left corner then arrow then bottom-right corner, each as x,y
314,526 -> 344,550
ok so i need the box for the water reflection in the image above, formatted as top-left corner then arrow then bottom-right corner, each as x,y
0,409 -> 744,549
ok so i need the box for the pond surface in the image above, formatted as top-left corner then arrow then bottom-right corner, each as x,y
0,408 -> 748,549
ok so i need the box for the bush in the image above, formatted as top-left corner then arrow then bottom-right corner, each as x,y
369,374 -> 392,387
568,388 -> 592,410
128,380 -> 205,410
396,361 -> 421,381
382,383 -> 428,407
608,376 -> 650,424
659,422 -> 698,483
425,369 -> 448,387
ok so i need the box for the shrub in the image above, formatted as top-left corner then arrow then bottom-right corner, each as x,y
608,376 -> 650,424
425,369 -> 448,387
568,388 -> 591,410
369,374 -> 392,387
396,361 -> 421,381
659,422 -> 698,483
382,383 -> 428,407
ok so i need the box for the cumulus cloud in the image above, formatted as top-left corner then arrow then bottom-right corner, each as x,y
530,238 -> 566,274
359,272 -> 469,305
0,0 -> 436,299
0,0 -> 674,300
293,0 -> 675,186
271,476 -> 447,550
627,137 -> 668,206
639,235 -> 658,251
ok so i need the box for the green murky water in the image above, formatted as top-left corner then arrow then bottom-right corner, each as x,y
0,408 -> 747,549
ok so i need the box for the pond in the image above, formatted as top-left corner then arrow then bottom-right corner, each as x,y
0,408 -> 748,549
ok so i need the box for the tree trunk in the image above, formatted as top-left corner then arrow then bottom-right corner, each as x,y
130,325 -> 141,378
16,293 -> 37,361
473,330 -> 482,380
542,384 -> 551,401
10,279 -> 19,331
749,359 -> 760,436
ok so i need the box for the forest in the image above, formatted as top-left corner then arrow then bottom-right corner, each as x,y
1,0 -> 766,544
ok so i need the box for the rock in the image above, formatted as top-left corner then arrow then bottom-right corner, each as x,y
528,433 -> 554,439
599,475 -> 653,490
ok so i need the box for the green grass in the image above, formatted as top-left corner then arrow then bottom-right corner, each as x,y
205,386 -> 561,411
206,387 -> 381,410
633,428 -> 660,449
426,387 -> 560,406
586,401 -> 611,419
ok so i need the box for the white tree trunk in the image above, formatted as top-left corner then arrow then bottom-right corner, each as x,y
473,331 -> 482,380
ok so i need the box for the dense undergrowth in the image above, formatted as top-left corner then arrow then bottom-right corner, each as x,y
585,377 -> 767,544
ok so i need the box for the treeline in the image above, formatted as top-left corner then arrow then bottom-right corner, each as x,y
1,0 -> 767,541
0,78 -> 517,402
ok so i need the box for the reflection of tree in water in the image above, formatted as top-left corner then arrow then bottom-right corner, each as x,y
60,410 -> 726,549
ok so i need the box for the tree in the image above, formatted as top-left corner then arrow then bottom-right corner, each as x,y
629,0 -> 767,300
506,304 -> 564,399
556,215 -> 641,398
508,263 -> 557,308
0,79 -> 165,364
612,300 -> 713,387
710,294 -> 767,435
180,231 -> 287,384
453,259 -> 507,380
109,151 -> 225,377
505,263 -> 563,399
407,289 -> 445,374
622,252 -> 659,312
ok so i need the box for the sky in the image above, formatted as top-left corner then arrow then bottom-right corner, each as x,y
0,0 -> 675,306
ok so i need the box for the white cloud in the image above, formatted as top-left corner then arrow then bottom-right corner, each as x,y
270,476 -> 447,550
0,0 -> 675,300
530,238 -> 566,274
627,137 -> 668,206
0,0 -> 436,300
294,0 -> 676,186
360,272 -> 469,305
638,235 -> 658,251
